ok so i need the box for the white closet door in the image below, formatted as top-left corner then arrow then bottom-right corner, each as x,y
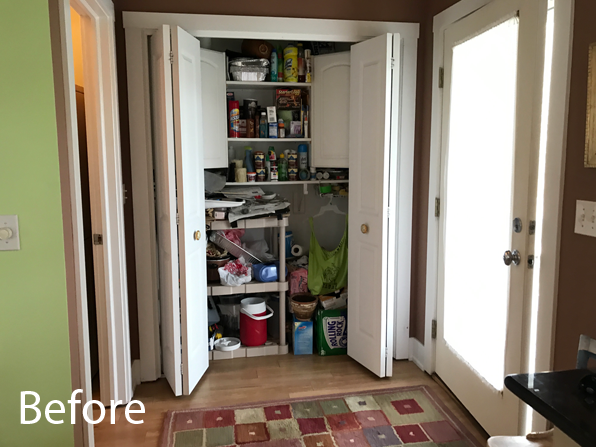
150,25 -> 182,396
171,26 -> 209,396
347,34 -> 399,378
312,51 -> 350,168
200,49 -> 227,168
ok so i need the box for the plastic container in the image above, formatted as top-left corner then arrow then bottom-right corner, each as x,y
215,294 -> 244,337
285,231 -> 293,256
283,45 -> 298,82
253,263 -> 288,282
229,58 -> 270,82
240,297 -> 274,346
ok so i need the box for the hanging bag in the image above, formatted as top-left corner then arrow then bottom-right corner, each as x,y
307,216 -> 348,296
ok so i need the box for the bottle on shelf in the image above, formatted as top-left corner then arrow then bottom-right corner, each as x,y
277,46 -> 284,82
278,119 -> 285,139
269,147 -> 278,182
278,153 -> 288,181
259,112 -> 268,138
297,43 -> 305,83
283,44 -> 298,83
305,49 -> 312,83
244,146 -> 255,173
270,48 -> 278,82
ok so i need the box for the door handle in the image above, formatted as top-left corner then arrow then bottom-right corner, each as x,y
361,224 -> 369,234
503,249 -> 520,266
194,230 -> 201,241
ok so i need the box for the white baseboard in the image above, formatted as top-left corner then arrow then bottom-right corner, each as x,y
408,337 -> 426,372
132,359 -> 142,390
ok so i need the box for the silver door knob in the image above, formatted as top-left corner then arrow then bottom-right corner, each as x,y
503,249 -> 521,266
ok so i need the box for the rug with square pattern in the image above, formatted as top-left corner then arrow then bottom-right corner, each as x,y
160,386 -> 483,447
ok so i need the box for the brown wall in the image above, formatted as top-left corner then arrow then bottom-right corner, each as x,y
553,0 -> 596,370
113,0 -> 429,358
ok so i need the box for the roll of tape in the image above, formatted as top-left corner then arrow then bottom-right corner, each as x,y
291,244 -> 303,257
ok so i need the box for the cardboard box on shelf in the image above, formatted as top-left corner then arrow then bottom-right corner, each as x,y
315,307 -> 347,356
292,316 -> 313,355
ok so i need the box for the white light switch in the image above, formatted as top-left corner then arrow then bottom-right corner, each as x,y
0,215 -> 20,251
575,201 -> 596,237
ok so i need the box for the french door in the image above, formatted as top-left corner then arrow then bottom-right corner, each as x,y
436,0 -> 547,435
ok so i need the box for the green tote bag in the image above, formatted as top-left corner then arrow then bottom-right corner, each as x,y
307,216 -> 348,296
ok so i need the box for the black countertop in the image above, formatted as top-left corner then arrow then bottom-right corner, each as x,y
505,370 -> 596,447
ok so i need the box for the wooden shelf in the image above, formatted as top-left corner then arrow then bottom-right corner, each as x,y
225,180 -> 348,186
208,281 -> 289,296
228,138 -> 311,143
226,81 -> 311,89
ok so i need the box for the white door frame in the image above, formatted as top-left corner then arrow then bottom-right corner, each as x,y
419,0 -> 574,408
123,13 -> 419,381
49,0 -> 133,444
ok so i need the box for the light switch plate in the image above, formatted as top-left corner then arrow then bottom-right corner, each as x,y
0,215 -> 20,251
575,201 -> 596,237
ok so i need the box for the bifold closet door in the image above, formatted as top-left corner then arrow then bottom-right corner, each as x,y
150,24 -> 209,397
347,33 -> 400,378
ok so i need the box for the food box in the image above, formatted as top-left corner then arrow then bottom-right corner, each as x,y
276,89 -> 302,110
292,316 -> 313,355
315,308 -> 347,356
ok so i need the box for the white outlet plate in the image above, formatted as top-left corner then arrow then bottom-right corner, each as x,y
0,215 -> 20,251
575,201 -> 596,237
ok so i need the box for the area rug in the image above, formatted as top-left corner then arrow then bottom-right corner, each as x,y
160,385 -> 483,447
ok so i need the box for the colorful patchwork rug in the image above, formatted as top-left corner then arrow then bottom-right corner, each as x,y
160,386 -> 483,447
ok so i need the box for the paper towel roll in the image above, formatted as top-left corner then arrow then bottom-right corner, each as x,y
291,244 -> 303,257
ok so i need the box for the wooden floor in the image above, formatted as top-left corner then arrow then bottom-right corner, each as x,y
93,356 -> 488,447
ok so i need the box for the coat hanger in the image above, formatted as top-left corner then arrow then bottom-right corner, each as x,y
313,196 -> 346,218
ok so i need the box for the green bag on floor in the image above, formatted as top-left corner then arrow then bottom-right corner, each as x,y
307,216 -> 348,295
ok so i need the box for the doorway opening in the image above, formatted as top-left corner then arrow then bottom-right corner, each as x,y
70,6 -> 101,401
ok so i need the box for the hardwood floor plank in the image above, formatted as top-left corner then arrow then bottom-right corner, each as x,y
93,356 -> 488,446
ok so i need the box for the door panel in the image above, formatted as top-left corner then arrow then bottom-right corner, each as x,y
312,52 -> 350,168
347,34 -> 399,378
150,25 -> 182,396
200,49 -> 227,169
171,26 -> 209,396
436,0 -> 546,435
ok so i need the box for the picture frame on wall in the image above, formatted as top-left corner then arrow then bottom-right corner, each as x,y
585,42 -> 596,167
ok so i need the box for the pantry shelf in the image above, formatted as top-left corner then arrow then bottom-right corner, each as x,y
206,216 -> 290,230
224,180 -> 349,186
226,81 -> 311,89
210,340 -> 289,360
228,138 -> 311,143
208,281 -> 289,296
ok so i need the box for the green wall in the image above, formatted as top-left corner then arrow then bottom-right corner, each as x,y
0,2 -> 75,446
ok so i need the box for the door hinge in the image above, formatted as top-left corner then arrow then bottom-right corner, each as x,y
529,220 -> 536,235
431,319 -> 437,339
123,183 -> 128,205
435,198 -> 440,218
438,67 -> 444,88
93,234 -> 103,245
176,213 -> 180,225
180,363 -> 183,375
169,51 -> 174,65
391,58 -> 395,70
386,207 -> 391,219
527,255 -> 535,269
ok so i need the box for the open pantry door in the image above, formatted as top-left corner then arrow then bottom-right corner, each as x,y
150,25 -> 209,397
347,34 -> 400,378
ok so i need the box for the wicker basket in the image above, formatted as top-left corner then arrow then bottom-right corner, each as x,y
290,294 -> 318,321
